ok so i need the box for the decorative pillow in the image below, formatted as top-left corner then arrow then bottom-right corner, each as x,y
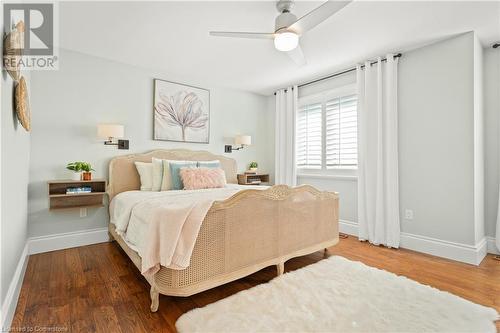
159,159 -> 189,191
160,160 -> 192,191
197,160 -> 221,169
169,161 -> 197,190
180,167 -> 227,190
134,162 -> 153,191
159,159 -> 173,191
151,158 -> 164,191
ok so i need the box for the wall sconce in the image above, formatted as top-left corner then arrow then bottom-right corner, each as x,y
97,124 -> 129,149
225,135 -> 251,153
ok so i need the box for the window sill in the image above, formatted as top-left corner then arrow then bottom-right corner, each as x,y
297,173 -> 358,181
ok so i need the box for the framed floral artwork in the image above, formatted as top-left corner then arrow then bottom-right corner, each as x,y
153,79 -> 210,143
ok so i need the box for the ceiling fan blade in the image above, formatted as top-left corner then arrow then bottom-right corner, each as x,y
288,1 -> 351,34
286,44 -> 306,66
209,31 -> 275,39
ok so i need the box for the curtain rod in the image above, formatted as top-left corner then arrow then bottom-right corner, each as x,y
274,53 -> 402,95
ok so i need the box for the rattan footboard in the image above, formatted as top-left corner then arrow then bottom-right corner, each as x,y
108,184 -> 339,312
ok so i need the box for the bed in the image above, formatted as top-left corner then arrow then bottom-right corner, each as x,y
107,149 -> 339,312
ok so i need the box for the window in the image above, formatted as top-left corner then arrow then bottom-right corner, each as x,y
296,86 -> 358,172
297,102 -> 322,169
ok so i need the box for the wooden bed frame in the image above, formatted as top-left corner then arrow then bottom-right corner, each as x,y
107,149 -> 339,312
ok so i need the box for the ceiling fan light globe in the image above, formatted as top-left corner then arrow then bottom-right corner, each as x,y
274,32 -> 299,52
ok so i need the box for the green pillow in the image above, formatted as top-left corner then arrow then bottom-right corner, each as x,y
169,161 -> 197,190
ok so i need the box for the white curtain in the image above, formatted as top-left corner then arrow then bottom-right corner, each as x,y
357,55 -> 400,248
275,86 -> 298,186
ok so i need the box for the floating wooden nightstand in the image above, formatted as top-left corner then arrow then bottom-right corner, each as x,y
48,179 -> 107,210
237,173 -> 270,185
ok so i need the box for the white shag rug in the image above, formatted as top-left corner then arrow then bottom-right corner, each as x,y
176,256 -> 498,333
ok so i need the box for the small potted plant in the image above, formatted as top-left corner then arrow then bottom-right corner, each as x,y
248,161 -> 258,173
81,162 -> 95,180
67,162 -> 94,181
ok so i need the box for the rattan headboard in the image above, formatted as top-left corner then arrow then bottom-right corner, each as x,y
107,149 -> 238,200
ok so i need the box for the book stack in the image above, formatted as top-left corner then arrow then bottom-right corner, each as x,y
244,171 -> 257,175
66,186 -> 92,195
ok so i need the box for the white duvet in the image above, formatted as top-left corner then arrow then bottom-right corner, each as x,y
109,184 -> 265,274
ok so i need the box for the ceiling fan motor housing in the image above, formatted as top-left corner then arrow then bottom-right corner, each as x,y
275,12 -> 298,33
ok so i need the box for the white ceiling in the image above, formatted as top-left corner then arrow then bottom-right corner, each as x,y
60,1 -> 500,95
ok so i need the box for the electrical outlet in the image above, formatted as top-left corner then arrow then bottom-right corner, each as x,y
404,209 -> 414,220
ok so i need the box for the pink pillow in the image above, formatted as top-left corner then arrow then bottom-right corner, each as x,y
180,167 -> 227,190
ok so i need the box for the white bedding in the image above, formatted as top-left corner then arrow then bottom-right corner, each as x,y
109,184 -> 265,273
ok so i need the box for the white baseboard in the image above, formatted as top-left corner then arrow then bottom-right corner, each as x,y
339,219 -> 358,236
339,220 -> 488,265
487,237 -> 499,255
1,243 -> 29,330
400,233 -> 487,266
28,227 -> 110,255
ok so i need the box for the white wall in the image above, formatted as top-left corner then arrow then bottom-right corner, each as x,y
1,71 -> 31,307
399,32 -> 477,245
28,49 -> 273,238
296,33 -> 485,247
484,47 -> 499,239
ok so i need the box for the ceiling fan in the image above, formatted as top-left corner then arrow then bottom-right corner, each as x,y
209,0 -> 351,66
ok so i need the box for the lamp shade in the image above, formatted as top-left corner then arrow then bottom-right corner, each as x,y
235,135 -> 251,146
97,124 -> 124,139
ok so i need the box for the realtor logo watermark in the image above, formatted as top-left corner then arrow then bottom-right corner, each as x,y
3,2 -> 59,70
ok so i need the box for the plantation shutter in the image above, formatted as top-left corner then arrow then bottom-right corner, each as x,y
296,102 -> 322,169
325,94 -> 358,168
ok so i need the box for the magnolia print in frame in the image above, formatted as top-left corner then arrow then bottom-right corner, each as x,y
153,79 -> 210,143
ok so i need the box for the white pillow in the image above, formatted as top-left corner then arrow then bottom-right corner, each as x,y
198,160 -> 221,168
134,162 -> 153,191
151,158 -> 164,191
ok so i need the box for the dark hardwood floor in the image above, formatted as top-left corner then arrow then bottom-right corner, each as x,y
11,236 -> 500,332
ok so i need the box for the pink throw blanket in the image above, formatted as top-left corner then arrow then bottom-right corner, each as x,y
141,198 -> 214,276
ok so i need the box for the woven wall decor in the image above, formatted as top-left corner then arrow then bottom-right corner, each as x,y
2,21 -> 24,81
15,76 -> 31,132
